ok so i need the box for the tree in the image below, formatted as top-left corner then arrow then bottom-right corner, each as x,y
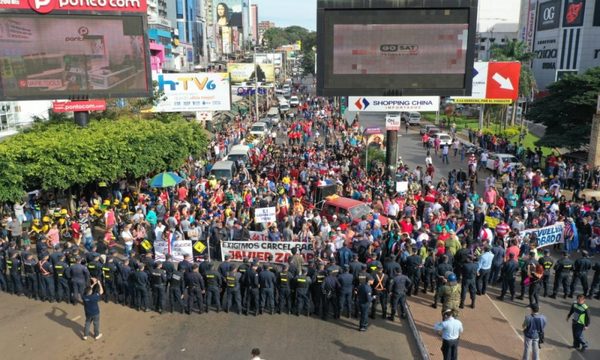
527,67 -> 600,150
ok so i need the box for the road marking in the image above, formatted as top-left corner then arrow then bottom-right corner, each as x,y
71,316 -> 81,321
486,294 -> 523,341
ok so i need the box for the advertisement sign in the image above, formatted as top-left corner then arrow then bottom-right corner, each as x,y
563,0 -> 586,27
537,0 -> 561,31
227,63 -> 275,83
525,0 -> 537,49
0,14 -> 150,101
0,0 -> 147,13
153,72 -> 231,112
254,207 -> 276,224
52,100 -> 106,112
154,240 -> 193,262
191,240 -> 208,261
220,241 -> 315,264
214,0 -> 243,28
348,96 -> 440,112
385,116 -> 401,131
522,222 -> 565,248
450,62 -> 521,102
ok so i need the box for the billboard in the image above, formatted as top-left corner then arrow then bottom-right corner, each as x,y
0,0 -> 147,13
214,0 -> 244,28
227,63 -> 275,83
317,0 -> 478,97
0,14 -> 151,101
537,0 -> 561,31
153,73 -> 231,112
348,96 -> 440,112
563,0 -> 586,27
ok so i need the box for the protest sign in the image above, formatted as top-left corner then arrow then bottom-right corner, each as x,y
220,241 -> 314,264
154,240 -> 193,262
254,207 -> 276,223
522,222 -> 565,248
485,216 -> 500,229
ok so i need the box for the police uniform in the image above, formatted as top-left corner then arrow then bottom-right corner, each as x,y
184,269 -> 205,314
357,282 -> 373,331
168,270 -> 185,313
101,260 -> 118,303
422,254 -> 436,293
550,255 -> 573,298
568,300 -> 590,350
294,273 -> 312,316
432,261 -> 453,308
38,256 -> 54,301
588,261 -> 600,299
115,261 -> 131,305
353,267 -> 372,318
224,270 -> 243,314
311,266 -> 327,316
539,255 -> 554,297
570,254 -> 592,297
243,266 -> 260,316
53,259 -> 70,303
498,258 -> 518,300
405,253 -> 423,296
389,271 -> 412,320
460,260 -> 478,308
321,271 -> 340,320
370,269 -> 389,319
204,266 -> 224,312
133,267 -> 150,311
65,260 -> 90,303
258,265 -> 277,314
23,256 -> 38,300
338,268 -> 355,318
277,269 -> 293,314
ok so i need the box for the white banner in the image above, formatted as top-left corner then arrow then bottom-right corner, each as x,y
396,181 -> 408,193
220,241 -> 315,264
249,230 -> 268,241
348,96 -> 440,112
154,240 -> 193,262
254,207 -> 276,224
522,222 -> 564,248
153,73 -> 231,112
386,117 -> 401,131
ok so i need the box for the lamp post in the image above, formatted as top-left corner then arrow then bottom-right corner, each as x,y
254,46 -> 259,119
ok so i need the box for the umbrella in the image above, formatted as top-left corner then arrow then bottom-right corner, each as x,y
150,172 -> 183,188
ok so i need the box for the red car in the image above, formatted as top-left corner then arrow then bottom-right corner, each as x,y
320,196 -> 389,227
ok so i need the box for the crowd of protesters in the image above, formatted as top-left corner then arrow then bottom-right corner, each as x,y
0,89 -> 599,345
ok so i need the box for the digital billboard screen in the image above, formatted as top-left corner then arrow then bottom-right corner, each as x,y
317,1 -> 477,97
0,14 -> 151,101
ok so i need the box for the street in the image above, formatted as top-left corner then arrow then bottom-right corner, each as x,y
0,292 -> 417,360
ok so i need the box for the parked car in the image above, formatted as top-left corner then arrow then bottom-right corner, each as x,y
406,112 -> 422,125
289,96 -> 300,107
485,153 -> 523,172
249,122 -> 269,137
420,124 -> 438,135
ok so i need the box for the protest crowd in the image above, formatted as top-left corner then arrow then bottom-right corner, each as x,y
1,90 -> 599,343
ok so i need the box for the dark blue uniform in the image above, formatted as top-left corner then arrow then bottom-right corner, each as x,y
258,267 -> 277,314
389,273 -> 411,320
321,274 -> 340,320
338,271 -> 354,317
357,283 -> 373,331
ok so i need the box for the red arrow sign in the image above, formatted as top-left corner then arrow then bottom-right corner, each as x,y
485,62 -> 521,101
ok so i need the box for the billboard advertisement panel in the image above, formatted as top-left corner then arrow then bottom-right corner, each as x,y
317,0 -> 478,97
227,63 -> 275,83
153,73 -> 231,112
348,96 -> 440,112
0,14 -> 151,101
537,0 -> 561,31
214,0 -> 244,28
0,0 -> 147,13
563,0 -> 586,27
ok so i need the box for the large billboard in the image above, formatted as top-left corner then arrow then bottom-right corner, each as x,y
152,73 -> 231,112
563,0 -> 586,27
537,0 -> 561,31
317,0 -> 478,97
227,63 -> 275,83
348,96 -> 440,112
0,14 -> 151,101
214,0 -> 243,28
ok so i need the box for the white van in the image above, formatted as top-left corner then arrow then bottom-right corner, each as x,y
267,107 -> 280,124
279,101 -> 290,113
226,144 -> 250,165
210,160 -> 237,180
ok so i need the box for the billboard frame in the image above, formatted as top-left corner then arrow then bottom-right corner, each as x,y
0,9 -> 153,101
316,0 -> 478,97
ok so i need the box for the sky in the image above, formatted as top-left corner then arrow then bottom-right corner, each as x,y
251,0 -> 523,33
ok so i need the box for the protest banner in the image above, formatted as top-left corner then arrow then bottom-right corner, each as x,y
154,240 -> 193,261
220,241 -> 315,264
484,216 -> 500,229
522,222 -> 565,248
249,231 -> 268,241
254,207 -> 276,224
396,181 -> 408,193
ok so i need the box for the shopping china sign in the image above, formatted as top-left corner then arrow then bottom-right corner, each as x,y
0,0 -> 147,13
348,96 -> 440,112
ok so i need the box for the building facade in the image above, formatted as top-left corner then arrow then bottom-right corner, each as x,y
532,0 -> 600,90
258,20 -> 275,45
250,3 -> 258,45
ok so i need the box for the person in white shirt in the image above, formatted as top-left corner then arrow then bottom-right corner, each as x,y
250,348 -> 264,360
434,309 -> 464,360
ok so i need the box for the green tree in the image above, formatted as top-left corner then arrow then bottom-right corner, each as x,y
527,67 -> 600,150
490,39 -> 537,99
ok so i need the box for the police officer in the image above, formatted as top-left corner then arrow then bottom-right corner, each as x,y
151,262 -> 167,313
490,240 -> 506,284
177,254 -> 193,273
353,263 -> 371,318
367,253 -> 382,274
370,265 -> 388,319
101,256 -> 118,303
497,252 -> 519,301
6,251 -> 23,295
204,263 -> 223,312
218,255 -> 234,278
460,255 -> 477,309
238,257 -> 250,305
277,264 -> 293,314
87,254 -> 103,280
588,259 -> 600,299
38,253 -> 54,301
295,270 -> 312,316
441,273 -> 461,317
405,248 -> 423,296
22,253 -> 38,300
389,268 -> 412,321
357,277 -> 373,332
244,261 -> 260,316
184,263 -> 205,314
311,262 -> 327,316
115,258 -> 131,305
259,264 -> 277,314
349,254 -> 362,276
224,265 -> 243,314
550,251 -> 573,299
53,254 -> 70,303
539,249 -> 554,297
326,257 -> 341,277
321,269 -> 340,320
383,256 -> 401,277
431,255 -> 453,309
517,251 -> 538,300
567,294 -> 591,351
570,250 -> 593,298
422,249 -> 436,294
338,265 -> 354,318
133,263 -> 150,312
65,256 -> 89,303
168,267 -> 185,313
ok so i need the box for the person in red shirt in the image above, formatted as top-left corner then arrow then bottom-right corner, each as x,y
177,185 -> 188,202
505,238 -> 520,261
399,216 -> 414,234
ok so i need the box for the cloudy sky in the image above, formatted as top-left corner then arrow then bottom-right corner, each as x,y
252,0 -> 523,32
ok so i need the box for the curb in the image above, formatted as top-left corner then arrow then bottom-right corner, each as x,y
406,302 -> 430,360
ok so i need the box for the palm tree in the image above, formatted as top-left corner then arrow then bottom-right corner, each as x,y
490,39 -> 537,125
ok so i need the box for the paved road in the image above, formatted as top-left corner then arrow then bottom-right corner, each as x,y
0,292 -> 417,360
354,112 -> 600,359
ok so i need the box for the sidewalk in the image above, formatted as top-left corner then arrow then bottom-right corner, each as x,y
407,292 -> 523,360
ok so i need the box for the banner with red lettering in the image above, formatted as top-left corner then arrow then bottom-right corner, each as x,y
220,240 -> 314,264
0,0 -> 147,14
